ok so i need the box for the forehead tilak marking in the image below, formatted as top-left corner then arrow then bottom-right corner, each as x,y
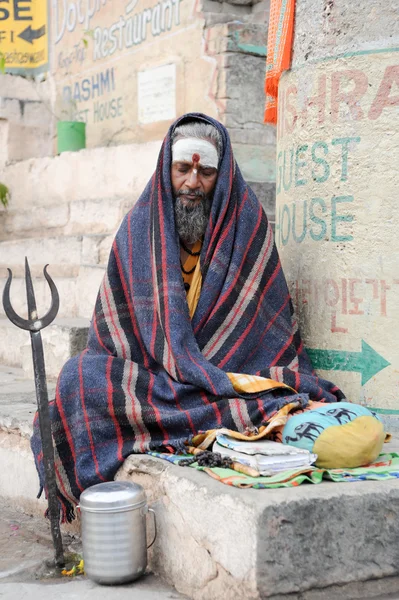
192,153 -> 200,174
172,138 -> 218,169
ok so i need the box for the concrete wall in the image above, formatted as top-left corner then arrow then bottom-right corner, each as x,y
50,1 -> 274,216
275,0 -> 399,425
0,75 -> 53,166
52,0 -> 219,144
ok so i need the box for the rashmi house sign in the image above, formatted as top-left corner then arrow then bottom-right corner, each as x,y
52,0 -> 217,146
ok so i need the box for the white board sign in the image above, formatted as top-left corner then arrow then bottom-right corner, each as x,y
138,63 -> 176,124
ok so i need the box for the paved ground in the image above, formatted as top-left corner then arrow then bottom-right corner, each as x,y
1,496 -> 399,600
0,498 -> 187,599
0,579 -> 187,600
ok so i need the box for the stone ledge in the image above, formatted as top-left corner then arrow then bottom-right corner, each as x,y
0,274 -> 79,319
0,262 -> 106,320
0,141 -> 161,210
117,454 -> 399,600
0,197 -> 133,241
0,233 -> 113,270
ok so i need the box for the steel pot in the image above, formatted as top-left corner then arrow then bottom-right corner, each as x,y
79,481 -> 157,585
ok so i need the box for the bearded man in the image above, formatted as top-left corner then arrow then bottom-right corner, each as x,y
32,113 -> 346,520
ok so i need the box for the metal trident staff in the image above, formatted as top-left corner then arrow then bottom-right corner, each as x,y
2,258 -> 64,567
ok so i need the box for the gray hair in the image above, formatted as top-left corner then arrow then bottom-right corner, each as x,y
172,120 -> 223,160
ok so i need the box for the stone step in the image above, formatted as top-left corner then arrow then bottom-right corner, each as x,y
0,273 -> 79,319
75,264 -> 106,319
118,455 -> 399,600
0,234 -> 113,275
0,317 -> 89,380
4,121 -> 53,165
0,197 -> 133,241
0,264 -> 106,320
0,97 -> 51,129
0,364 -> 80,536
0,364 -> 55,435
0,140 -> 161,211
1,364 -> 399,600
0,365 -> 49,517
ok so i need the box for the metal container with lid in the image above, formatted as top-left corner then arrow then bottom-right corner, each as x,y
79,481 -> 156,585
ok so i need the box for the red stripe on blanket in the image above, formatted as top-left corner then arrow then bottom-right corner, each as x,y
106,356 -> 124,462
128,212 -> 150,369
201,390 -> 222,425
148,370 -> 169,444
126,361 -> 148,452
271,333 -> 293,366
157,150 -> 173,375
114,237 -> 143,361
185,345 -> 218,396
237,187 -> 250,219
204,154 -> 234,267
257,398 -> 268,421
55,382 -> 84,493
102,272 -> 127,360
55,459 -> 78,508
166,377 -> 196,436
80,350 -> 106,481
216,230 -> 276,367
240,291 -> 291,370
196,203 -> 239,330
202,200 -> 262,330
92,312 -> 112,355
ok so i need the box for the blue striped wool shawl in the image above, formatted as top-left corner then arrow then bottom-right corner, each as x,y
31,114 -> 344,521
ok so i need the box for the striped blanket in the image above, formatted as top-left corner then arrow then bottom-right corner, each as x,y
31,113 -> 343,521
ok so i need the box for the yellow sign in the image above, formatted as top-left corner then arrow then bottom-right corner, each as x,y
0,0 -> 48,74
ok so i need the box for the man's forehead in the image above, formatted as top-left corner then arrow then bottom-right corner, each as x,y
172,137 -> 218,169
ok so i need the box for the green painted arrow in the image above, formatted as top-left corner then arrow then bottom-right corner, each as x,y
306,340 -> 390,386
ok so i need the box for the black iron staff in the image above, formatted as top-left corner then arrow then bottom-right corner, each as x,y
2,258 -> 64,567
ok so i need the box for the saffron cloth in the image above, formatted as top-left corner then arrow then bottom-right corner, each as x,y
264,0 -> 296,124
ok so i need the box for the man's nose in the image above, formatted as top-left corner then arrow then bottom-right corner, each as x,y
186,169 -> 199,188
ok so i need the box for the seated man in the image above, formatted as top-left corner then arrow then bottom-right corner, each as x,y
32,113 -> 345,520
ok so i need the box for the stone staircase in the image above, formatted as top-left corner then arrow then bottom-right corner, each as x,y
0,141 -> 161,379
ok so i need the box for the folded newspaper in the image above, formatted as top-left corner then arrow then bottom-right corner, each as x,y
213,434 -> 317,475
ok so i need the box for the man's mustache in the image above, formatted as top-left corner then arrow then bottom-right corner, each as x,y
177,189 -> 205,199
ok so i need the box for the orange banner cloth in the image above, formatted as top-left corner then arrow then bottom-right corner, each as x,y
264,0 -> 296,124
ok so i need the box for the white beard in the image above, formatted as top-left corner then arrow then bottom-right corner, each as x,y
174,193 -> 211,244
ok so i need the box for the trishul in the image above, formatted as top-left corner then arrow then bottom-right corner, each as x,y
2,258 -> 64,567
